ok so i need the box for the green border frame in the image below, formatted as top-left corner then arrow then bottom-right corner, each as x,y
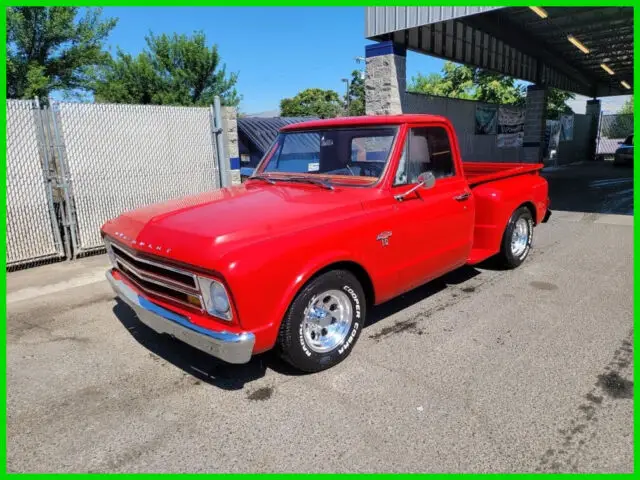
1,1 -> 637,476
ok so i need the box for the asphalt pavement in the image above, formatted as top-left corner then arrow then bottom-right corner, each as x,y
6,209 -> 633,473
542,161 -> 633,215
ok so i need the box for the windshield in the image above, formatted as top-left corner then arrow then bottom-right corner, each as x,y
257,126 -> 398,185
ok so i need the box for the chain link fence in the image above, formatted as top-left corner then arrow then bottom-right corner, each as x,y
6,100 -> 65,268
596,114 -> 634,158
55,102 -> 220,254
5,100 -> 229,269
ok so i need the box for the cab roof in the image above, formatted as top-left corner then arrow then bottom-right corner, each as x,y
279,114 -> 449,132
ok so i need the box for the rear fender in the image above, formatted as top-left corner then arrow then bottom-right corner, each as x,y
471,174 -> 549,253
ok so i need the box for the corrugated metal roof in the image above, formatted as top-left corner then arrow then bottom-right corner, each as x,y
365,7 -> 502,37
237,116 -> 319,154
364,6 -> 633,96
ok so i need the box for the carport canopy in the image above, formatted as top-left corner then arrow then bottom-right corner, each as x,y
365,7 -> 633,97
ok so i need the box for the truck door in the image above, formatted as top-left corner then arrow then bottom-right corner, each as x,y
389,124 -> 475,291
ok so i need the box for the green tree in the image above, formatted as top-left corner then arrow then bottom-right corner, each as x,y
545,88 -> 575,120
94,31 -> 240,106
346,69 -> 365,116
408,61 -> 574,118
7,7 -> 117,102
473,70 -> 525,106
280,88 -> 343,118
618,96 -> 633,115
409,63 -> 475,99
603,96 -> 634,138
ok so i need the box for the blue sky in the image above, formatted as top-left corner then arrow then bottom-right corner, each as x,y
101,7 -> 445,114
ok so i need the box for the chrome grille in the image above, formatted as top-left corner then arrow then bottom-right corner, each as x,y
107,239 -> 203,310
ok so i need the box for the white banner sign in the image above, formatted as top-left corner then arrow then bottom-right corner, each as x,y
497,106 -> 525,148
498,107 -> 526,134
496,132 -> 524,148
559,114 -> 574,141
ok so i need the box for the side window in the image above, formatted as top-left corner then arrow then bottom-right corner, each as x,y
395,127 -> 455,185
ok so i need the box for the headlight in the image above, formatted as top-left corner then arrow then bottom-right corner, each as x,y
198,276 -> 232,321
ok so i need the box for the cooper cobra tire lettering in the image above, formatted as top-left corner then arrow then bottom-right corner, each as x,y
277,270 -> 366,372
338,322 -> 359,355
298,323 -> 312,356
343,285 -> 361,319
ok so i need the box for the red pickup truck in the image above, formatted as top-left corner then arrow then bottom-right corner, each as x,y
102,114 -> 551,372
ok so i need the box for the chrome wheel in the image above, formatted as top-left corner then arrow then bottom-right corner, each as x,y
302,289 -> 353,353
511,217 -> 530,257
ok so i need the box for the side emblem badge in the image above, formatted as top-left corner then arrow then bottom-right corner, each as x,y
376,231 -> 392,247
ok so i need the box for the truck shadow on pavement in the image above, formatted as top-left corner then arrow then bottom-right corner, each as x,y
112,265 -> 483,391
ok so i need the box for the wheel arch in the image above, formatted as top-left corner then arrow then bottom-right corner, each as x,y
306,260 -> 376,308
499,201 -> 536,244
518,201 -> 537,224
275,258 -> 376,328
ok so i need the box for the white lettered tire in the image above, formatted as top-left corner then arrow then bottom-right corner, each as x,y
277,270 -> 366,372
498,206 -> 534,269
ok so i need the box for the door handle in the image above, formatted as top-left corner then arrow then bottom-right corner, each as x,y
454,192 -> 471,201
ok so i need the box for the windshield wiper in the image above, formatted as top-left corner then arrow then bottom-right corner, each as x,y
251,174 -> 334,190
281,176 -> 334,190
249,174 -> 276,185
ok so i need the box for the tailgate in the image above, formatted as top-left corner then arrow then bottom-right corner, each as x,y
463,162 -> 544,186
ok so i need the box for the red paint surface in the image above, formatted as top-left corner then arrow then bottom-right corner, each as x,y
102,115 -> 549,355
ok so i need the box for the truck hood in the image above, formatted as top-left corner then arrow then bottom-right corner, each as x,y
102,182 -> 371,268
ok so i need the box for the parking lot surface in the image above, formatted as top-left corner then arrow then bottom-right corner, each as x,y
542,161 -> 633,215
7,207 -> 633,473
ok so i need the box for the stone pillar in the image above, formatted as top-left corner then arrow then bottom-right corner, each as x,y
221,106 -> 240,185
365,41 -> 406,115
522,85 -> 548,163
586,99 -> 602,160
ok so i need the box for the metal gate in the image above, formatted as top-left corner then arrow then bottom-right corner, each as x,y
596,114 -> 634,159
6,100 -> 65,267
5,99 -> 232,269
52,102 -> 221,255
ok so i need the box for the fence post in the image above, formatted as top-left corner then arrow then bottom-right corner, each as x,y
34,96 -> 68,260
594,112 -> 603,161
48,99 -> 79,259
213,96 -> 230,188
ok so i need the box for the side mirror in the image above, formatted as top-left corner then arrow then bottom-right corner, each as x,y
417,172 -> 436,190
394,171 -> 436,201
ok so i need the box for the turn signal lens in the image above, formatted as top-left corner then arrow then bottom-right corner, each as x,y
187,295 -> 202,308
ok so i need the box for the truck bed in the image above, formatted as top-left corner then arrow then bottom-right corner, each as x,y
463,162 -> 544,187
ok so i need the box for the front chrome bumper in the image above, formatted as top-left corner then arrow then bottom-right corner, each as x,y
106,270 -> 255,364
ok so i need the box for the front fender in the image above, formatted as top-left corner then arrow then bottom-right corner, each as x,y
273,249 -> 358,327
223,241 -> 367,353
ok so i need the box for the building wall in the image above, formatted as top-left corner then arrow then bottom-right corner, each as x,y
237,133 -> 266,168
522,86 -> 547,163
554,113 -> 593,165
403,92 -> 526,162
